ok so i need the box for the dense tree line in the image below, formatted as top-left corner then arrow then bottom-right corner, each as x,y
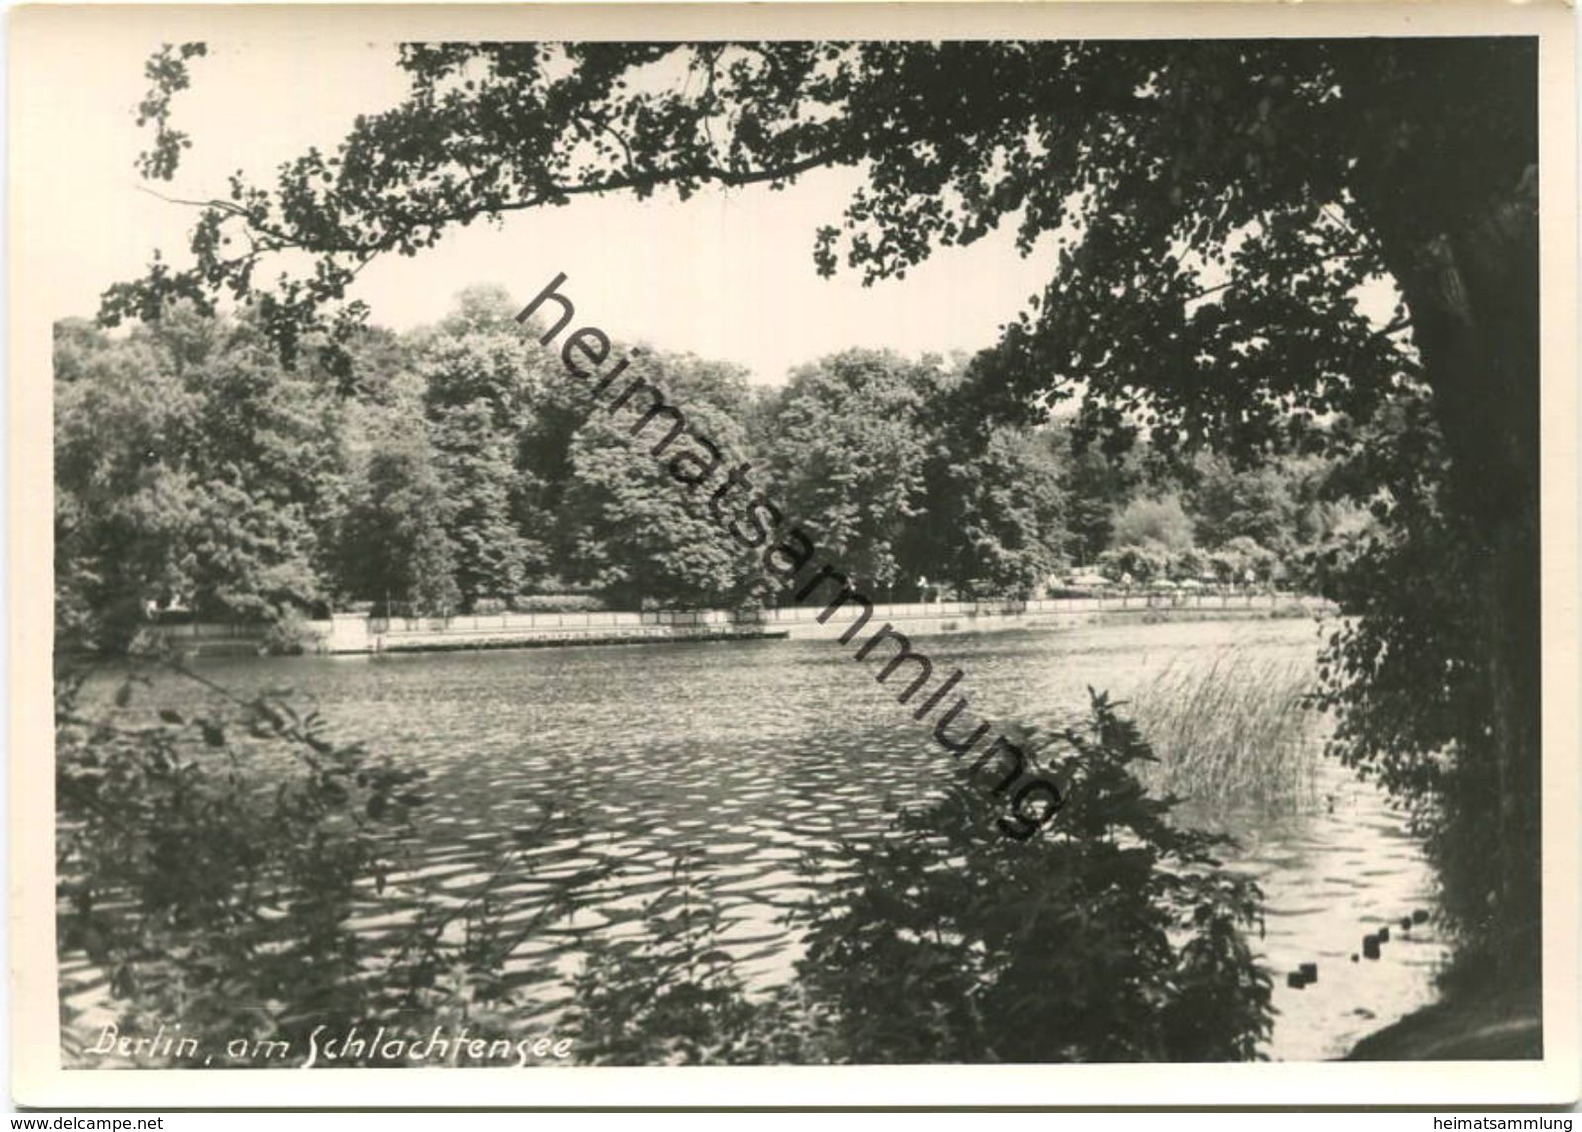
56,287 -> 1355,648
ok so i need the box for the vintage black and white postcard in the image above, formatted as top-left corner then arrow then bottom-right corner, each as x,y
9,1 -> 1579,1110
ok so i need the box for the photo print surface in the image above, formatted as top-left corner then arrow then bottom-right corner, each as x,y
11,2 -> 1577,1109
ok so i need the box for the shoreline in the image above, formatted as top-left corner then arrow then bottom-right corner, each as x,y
1343,982 -> 1543,1061
146,592 -> 1330,657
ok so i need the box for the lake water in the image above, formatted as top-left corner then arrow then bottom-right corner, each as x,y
77,616 -> 1449,1062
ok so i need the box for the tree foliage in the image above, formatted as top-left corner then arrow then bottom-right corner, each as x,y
335,423 -> 460,616
55,655 -> 618,1066
55,309 -> 343,648
917,424 -> 1066,598
762,349 -> 939,593
1112,495 -> 1196,557
559,354 -> 760,609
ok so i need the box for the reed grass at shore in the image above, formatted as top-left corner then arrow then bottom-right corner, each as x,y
1127,650 -> 1320,814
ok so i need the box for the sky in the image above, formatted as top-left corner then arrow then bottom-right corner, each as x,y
32,34 -> 1061,387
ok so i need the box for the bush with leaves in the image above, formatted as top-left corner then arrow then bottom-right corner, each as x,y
1098,542 -> 1170,585
1311,430 -> 1540,992
259,606 -> 322,655
564,851 -> 804,1065
55,653 -> 607,1067
510,593 -> 609,614
785,692 -> 1274,1063
57,658 -> 420,1060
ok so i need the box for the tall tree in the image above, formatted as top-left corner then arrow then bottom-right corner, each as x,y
557,351 -> 760,608
424,399 -> 535,609
55,326 -> 201,648
109,38 -> 1544,985
907,417 -> 1068,599
335,423 -> 460,616
412,291 -> 554,606
1050,422 -> 1141,569
954,426 -> 1068,598
762,349 -> 938,595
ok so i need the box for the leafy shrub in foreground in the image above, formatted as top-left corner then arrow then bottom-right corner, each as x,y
565,851 -> 795,1065
57,660 -> 417,1060
786,691 -> 1274,1063
55,657 -> 608,1067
